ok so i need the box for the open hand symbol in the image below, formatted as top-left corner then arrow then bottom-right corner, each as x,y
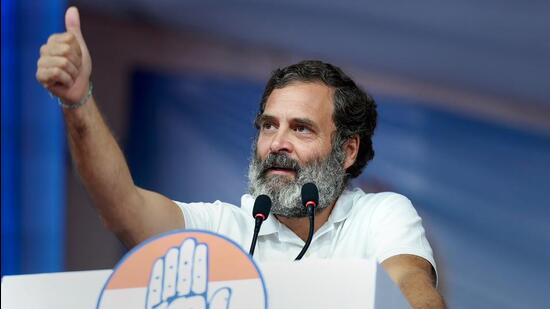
145,238 -> 232,309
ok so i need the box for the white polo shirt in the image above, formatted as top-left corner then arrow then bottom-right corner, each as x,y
175,188 -> 436,272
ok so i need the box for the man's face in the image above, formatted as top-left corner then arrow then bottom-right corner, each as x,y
256,82 -> 336,170
248,82 -> 348,217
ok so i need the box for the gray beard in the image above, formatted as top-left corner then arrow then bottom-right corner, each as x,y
247,145 -> 348,218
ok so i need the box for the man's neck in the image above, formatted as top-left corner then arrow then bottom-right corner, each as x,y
275,203 -> 336,242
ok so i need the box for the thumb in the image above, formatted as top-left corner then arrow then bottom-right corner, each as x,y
209,288 -> 231,308
65,6 -> 82,36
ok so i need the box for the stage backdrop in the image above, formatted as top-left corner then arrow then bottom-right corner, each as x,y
126,69 -> 550,309
1,0 -> 66,276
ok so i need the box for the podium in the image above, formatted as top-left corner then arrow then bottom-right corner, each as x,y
1,259 -> 410,308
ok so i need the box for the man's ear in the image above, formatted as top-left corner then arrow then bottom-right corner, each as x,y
343,135 -> 360,170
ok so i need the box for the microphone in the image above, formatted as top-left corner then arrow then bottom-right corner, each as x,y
249,194 -> 272,256
295,182 -> 319,260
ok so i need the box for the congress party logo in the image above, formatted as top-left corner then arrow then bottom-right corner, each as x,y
97,230 -> 268,309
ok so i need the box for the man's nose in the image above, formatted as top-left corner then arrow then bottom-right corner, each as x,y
269,129 -> 293,154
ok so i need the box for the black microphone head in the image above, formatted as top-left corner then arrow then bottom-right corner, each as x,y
253,194 -> 272,220
301,182 -> 319,207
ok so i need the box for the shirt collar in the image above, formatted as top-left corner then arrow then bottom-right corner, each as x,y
325,188 -> 358,224
241,188 -> 360,236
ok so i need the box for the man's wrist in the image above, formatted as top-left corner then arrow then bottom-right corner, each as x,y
57,82 -> 93,109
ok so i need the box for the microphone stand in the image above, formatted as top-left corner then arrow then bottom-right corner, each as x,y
249,215 -> 266,256
295,204 -> 315,260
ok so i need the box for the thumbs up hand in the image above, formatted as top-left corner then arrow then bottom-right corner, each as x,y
36,7 -> 92,105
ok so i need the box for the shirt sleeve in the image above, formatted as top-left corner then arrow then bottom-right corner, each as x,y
173,200 -> 254,249
369,193 -> 437,276
174,200 -> 227,232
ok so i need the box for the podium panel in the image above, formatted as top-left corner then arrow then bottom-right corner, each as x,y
2,260 -> 410,308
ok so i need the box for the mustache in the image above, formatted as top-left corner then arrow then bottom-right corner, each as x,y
258,153 -> 301,176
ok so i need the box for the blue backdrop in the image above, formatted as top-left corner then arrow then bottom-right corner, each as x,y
1,0 -> 66,276
126,69 -> 550,309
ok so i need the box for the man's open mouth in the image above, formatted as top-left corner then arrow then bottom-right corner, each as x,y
259,153 -> 301,178
265,166 -> 297,176
269,166 -> 295,171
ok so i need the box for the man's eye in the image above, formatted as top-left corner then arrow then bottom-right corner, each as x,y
262,123 -> 275,130
295,126 -> 311,133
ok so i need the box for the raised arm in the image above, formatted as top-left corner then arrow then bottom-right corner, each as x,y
35,7 -> 183,248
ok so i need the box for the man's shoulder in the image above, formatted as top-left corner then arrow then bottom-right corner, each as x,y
347,188 -> 412,208
173,199 -> 246,218
173,199 -> 236,208
344,188 -> 416,219
174,198 -> 251,230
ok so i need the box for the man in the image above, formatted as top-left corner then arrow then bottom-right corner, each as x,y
36,7 -> 445,308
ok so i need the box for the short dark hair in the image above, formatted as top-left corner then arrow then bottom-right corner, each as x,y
255,60 -> 377,179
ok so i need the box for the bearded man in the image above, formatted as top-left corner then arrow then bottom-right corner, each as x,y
36,7 -> 446,309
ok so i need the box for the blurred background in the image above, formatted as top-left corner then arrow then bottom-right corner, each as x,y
2,0 -> 549,308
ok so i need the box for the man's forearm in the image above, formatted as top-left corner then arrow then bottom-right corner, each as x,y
64,97 -> 142,234
398,270 -> 446,309
383,255 -> 446,309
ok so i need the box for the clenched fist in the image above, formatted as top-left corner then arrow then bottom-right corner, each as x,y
36,7 -> 92,105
